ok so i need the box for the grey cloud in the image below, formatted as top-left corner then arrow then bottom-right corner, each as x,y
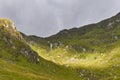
0,0 -> 120,37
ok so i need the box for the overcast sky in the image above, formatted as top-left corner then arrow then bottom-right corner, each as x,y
0,0 -> 120,37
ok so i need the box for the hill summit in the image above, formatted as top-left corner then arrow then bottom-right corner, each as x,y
0,18 -> 16,30
0,18 -> 40,64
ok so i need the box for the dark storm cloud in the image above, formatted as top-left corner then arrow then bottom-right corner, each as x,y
0,0 -> 120,37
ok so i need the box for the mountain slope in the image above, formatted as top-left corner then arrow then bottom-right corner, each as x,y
51,12 -> 120,52
0,18 -> 83,80
1,12 -> 120,80
24,12 -> 120,58
22,12 -> 120,80
0,18 -> 39,63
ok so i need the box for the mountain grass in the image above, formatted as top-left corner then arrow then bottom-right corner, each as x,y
1,13 -> 120,80
30,43 -> 120,80
0,45 -> 83,80
0,19 -> 83,80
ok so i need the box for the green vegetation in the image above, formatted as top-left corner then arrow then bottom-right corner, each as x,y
0,18 -> 82,80
0,51 -> 82,80
1,13 -> 120,80
24,12 -> 120,80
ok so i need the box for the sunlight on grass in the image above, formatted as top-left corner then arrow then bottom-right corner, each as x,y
30,44 -> 120,69
29,44 -> 120,80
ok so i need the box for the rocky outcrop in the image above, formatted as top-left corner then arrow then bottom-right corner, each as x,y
20,47 -> 40,64
0,18 -> 40,64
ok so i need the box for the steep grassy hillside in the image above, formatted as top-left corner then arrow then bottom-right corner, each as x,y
1,12 -> 120,80
0,18 -> 83,80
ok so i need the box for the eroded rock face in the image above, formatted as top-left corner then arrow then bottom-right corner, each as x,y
20,47 -> 40,64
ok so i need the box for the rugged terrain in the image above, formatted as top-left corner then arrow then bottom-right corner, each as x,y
0,18 -> 82,80
0,12 -> 120,80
